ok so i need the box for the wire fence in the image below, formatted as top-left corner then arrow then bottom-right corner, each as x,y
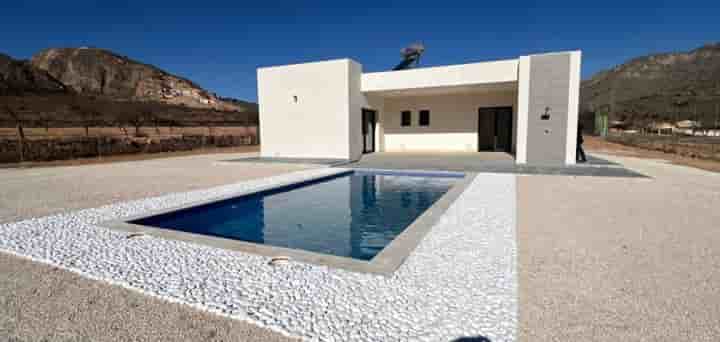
0,125 -> 257,140
0,125 -> 259,163
606,132 -> 720,161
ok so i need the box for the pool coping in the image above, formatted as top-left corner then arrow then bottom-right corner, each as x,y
100,168 -> 476,276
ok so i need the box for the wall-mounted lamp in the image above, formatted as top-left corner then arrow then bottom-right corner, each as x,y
541,106 -> 551,120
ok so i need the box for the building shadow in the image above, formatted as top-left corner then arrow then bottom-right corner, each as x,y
452,336 -> 492,342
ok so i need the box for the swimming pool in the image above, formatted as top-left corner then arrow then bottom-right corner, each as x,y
128,170 -> 461,261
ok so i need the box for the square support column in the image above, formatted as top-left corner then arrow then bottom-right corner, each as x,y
515,56 -> 531,164
516,51 -> 581,165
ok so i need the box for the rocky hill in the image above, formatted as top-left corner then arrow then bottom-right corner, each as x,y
0,53 -> 67,95
581,43 -> 720,127
0,48 -> 257,127
30,47 -> 247,112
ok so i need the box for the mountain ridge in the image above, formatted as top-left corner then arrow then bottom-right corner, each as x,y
581,43 -> 720,127
0,49 -> 257,127
29,47 -> 251,112
0,53 -> 67,95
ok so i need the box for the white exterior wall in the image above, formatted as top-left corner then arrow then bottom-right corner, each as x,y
515,56 -> 531,164
565,51 -> 582,164
348,61 -> 366,160
381,91 -> 517,152
258,59 -> 356,159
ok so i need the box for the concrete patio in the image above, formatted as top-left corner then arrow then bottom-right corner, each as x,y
342,152 -> 644,177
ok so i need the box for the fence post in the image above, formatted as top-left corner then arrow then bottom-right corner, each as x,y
96,136 -> 102,159
16,123 -> 25,163
17,140 -> 23,163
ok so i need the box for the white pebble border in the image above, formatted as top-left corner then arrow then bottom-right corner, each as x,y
0,168 -> 517,341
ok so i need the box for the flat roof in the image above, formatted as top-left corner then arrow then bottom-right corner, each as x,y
362,58 -> 519,93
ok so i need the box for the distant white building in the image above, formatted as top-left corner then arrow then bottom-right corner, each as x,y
647,122 -> 675,136
675,120 -> 701,129
674,120 -> 702,135
695,128 -> 720,137
257,51 -> 581,165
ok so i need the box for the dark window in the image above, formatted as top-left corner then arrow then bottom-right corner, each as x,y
401,111 -> 411,126
419,110 -> 430,126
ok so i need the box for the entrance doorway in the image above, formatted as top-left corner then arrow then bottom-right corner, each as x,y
478,106 -> 513,153
362,109 -> 377,153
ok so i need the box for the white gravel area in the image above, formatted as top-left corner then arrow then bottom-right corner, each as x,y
0,168 -> 517,341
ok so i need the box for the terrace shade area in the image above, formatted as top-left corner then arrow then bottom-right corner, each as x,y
361,80 -> 520,158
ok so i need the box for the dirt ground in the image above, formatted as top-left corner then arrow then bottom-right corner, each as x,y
0,252 -> 298,342
0,145 -> 259,170
584,135 -> 720,173
1,141 -> 719,341
518,154 -> 720,341
0,149 -> 315,225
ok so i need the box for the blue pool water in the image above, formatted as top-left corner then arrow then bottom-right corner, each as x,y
131,171 -> 460,260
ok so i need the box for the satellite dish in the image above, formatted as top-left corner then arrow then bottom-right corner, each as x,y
393,42 -> 425,71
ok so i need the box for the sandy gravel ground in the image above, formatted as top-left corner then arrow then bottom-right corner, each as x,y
0,151 -> 311,224
2,147 -> 719,341
0,152 -> 311,342
518,154 -> 720,341
0,145 -> 260,169
0,253 -> 298,342
584,135 -> 720,173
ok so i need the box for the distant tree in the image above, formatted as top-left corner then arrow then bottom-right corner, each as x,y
127,110 -> 146,137
2,100 -> 28,162
39,111 -> 52,133
167,119 -> 180,133
113,102 -> 159,138
80,102 -> 102,136
117,120 -> 129,137
151,112 -> 161,134
71,96 -> 102,137
206,111 -> 215,136
140,104 -> 162,134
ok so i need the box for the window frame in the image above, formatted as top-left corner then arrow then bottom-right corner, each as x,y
419,110 -> 430,126
401,111 -> 412,127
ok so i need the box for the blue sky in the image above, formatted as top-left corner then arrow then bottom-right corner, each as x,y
1,0 -> 718,102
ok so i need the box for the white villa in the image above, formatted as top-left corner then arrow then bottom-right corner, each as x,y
257,50 -> 581,165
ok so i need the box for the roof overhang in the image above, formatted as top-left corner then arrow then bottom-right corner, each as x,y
361,58 -> 519,95
364,81 -> 517,98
